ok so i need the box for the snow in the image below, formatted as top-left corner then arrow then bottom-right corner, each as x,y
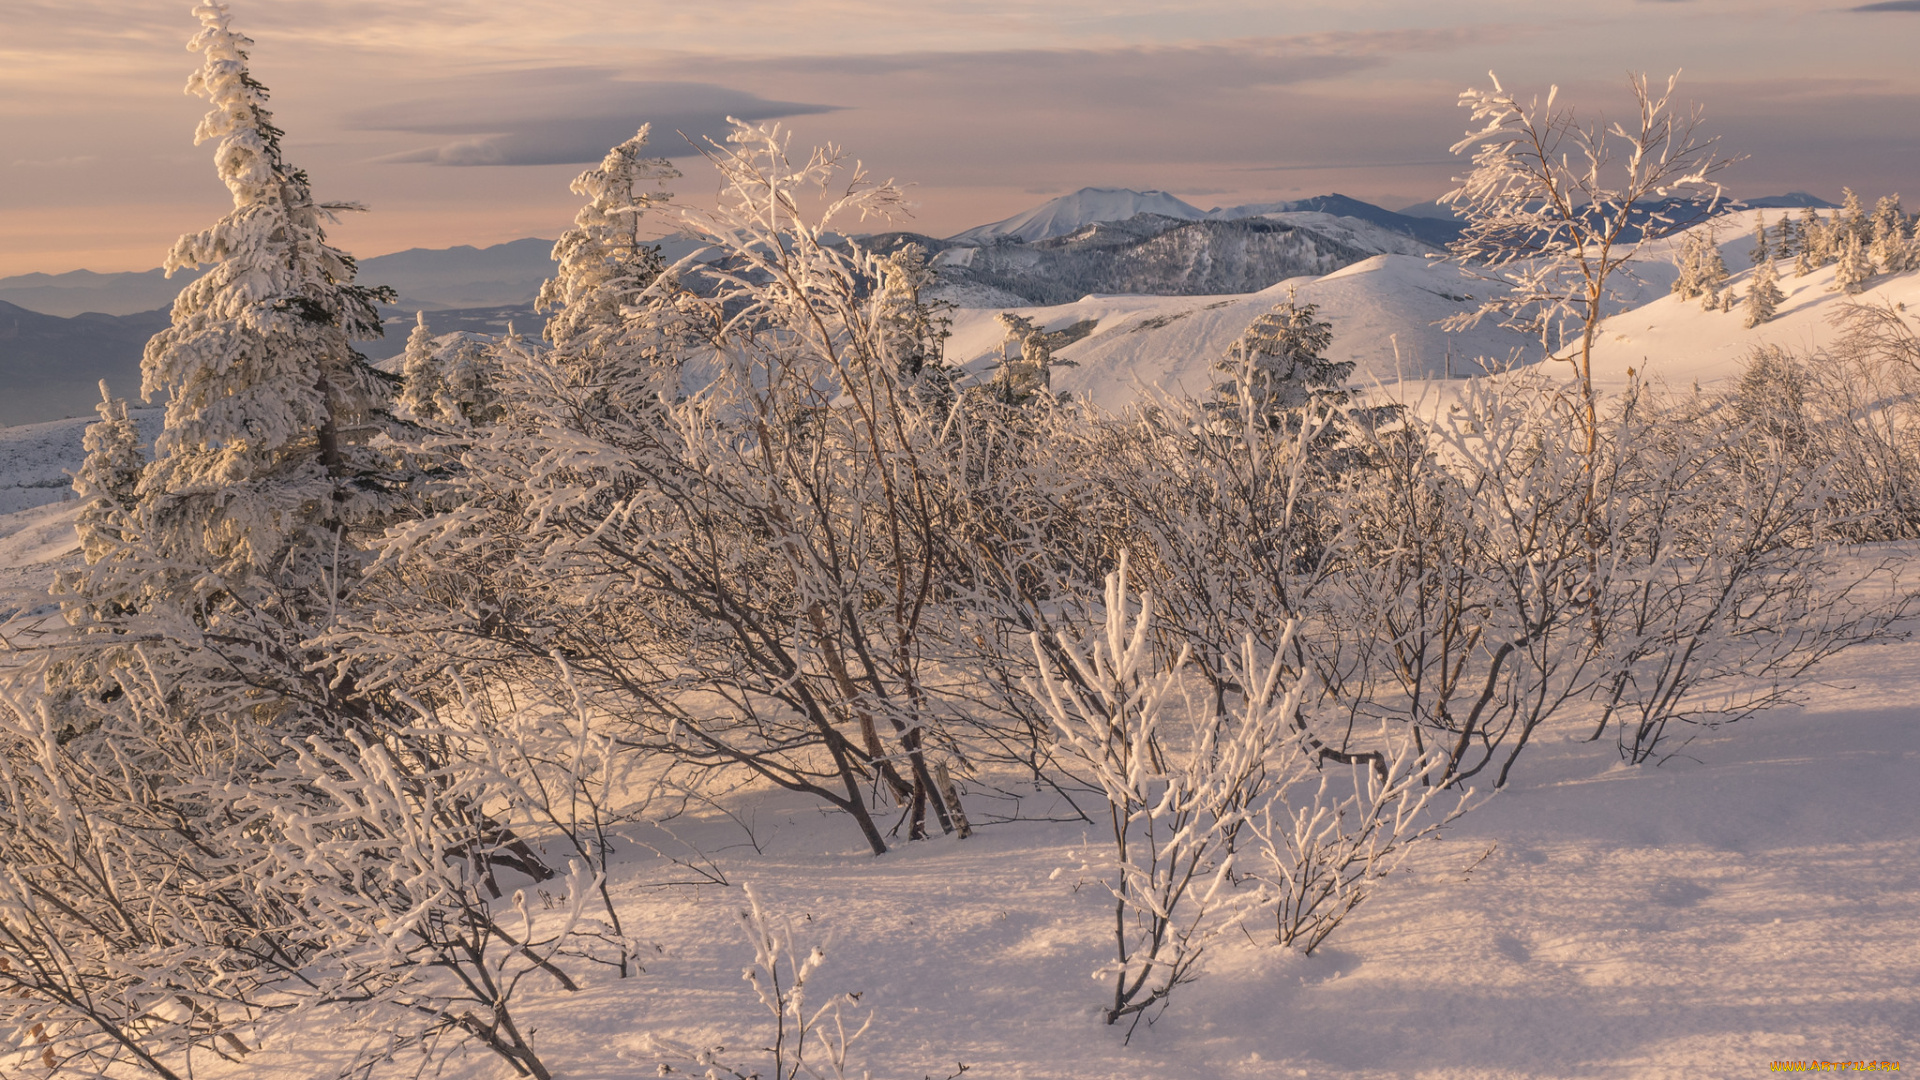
931,211 -> 1920,415
163,575 -> 1919,1079
0,500 -> 82,623
0,408 -> 163,516
5,207 -> 1918,1080
1588,210 -> 1920,394
941,255 -> 1540,412
949,187 -> 1207,245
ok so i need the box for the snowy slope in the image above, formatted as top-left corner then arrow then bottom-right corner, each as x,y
0,408 -> 163,515
950,188 -> 1207,245
0,501 -> 81,623
174,575 -> 1920,1080
943,255 -> 1541,412
1583,208 -> 1920,392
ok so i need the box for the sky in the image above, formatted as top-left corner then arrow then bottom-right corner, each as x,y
2,0 -> 1917,276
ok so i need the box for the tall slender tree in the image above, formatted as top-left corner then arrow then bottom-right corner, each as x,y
1743,254 -> 1784,328
134,0 -> 397,625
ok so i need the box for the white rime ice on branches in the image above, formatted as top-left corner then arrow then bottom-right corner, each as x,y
1029,556 -> 1463,1033
537,124 -> 679,361
1672,228 -> 1729,310
1744,255 -> 1785,328
651,884 -> 871,1080
1834,231 -> 1875,295
1443,71 -> 1736,448
137,1 -> 394,583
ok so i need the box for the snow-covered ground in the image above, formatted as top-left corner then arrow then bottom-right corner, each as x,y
0,500 -> 81,623
5,216 -> 1917,1079
176,579 -> 1919,1079
0,408 -> 163,515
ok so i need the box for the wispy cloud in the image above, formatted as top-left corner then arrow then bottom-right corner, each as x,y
1852,0 -> 1920,9
350,71 -> 835,165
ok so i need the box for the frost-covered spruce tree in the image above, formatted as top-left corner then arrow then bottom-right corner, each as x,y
396,312 -> 446,418
1870,194 -> 1910,273
1744,255 -> 1784,328
1750,213 -> 1770,267
875,242 -> 952,385
535,124 -> 682,409
1671,231 -> 1708,301
397,312 -> 499,426
1696,229 -> 1729,309
1775,214 -> 1799,259
70,382 -> 147,569
1837,187 -> 1870,249
1796,208 -> 1827,277
992,312 -> 1073,404
1834,230 -> 1875,294
132,1 -> 397,638
51,384 -> 152,678
1212,290 -> 1351,424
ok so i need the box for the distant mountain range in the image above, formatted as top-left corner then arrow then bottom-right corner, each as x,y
0,238 -> 562,319
0,302 -> 171,426
0,189 -> 1851,425
945,187 -> 1462,249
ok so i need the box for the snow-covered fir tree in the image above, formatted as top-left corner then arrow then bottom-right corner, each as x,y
1672,228 -> 1729,308
70,382 -> 146,567
1796,208 -> 1827,276
993,312 -> 1062,403
1837,187 -> 1870,249
1212,290 -> 1352,423
397,312 -> 498,425
1671,231 -> 1708,300
396,312 -> 446,417
535,124 -> 684,411
1833,230 -> 1875,294
1697,230 -> 1730,310
1750,213 -> 1771,266
1869,194 -> 1910,273
1775,214 -> 1799,259
875,242 -> 952,384
1744,255 -> 1785,328
134,0 -> 397,601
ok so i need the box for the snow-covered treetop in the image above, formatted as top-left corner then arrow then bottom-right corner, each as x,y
1441,71 -> 1738,405
537,124 -> 679,350
137,0 -> 393,574
182,2 -> 281,212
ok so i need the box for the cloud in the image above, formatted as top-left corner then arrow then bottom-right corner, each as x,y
1852,1 -> 1920,9
352,70 -> 836,165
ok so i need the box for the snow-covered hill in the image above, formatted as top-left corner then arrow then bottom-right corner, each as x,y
0,408 -> 163,514
932,206 -> 1919,414
943,255 -> 1540,411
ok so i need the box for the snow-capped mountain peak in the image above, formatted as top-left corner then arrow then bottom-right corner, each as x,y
948,187 -> 1206,245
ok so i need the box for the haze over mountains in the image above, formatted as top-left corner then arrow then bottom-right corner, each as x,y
0,188 -> 1837,426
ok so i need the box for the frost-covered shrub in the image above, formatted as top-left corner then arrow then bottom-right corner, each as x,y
1030,557 -> 1465,1030
651,884 -> 870,1080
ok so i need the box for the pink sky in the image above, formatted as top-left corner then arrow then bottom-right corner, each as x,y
3,0 -> 1917,276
